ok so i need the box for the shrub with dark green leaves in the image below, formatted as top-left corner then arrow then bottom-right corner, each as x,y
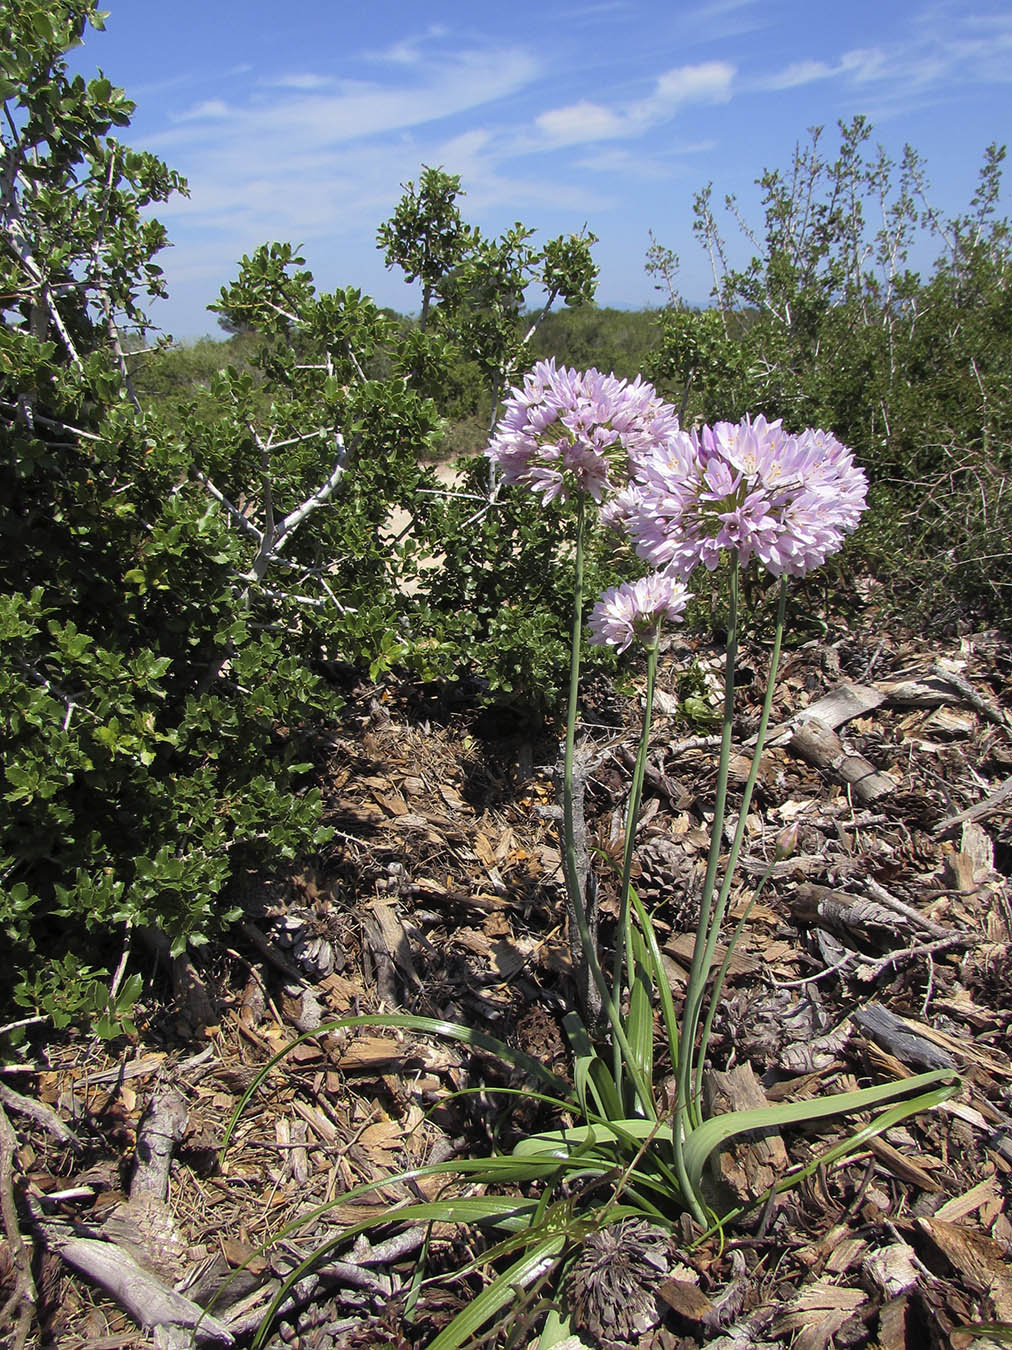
649,119 -> 1011,623
0,5 -> 406,1035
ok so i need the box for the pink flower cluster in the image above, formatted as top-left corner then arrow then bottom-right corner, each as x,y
487,363 -> 869,651
611,414 -> 868,579
486,359 -> 680,505
588,573 -> 690,652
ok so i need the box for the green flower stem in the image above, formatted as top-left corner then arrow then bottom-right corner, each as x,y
676,559 -> 740,1097
690,576 -> 787,1109
561,496 -> 653,1112
671,558 -> 740,1223
694,825 -> 786,1080
611,636 -> 659,1096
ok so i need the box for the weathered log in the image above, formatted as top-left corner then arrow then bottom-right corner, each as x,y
790,717 -> 895,803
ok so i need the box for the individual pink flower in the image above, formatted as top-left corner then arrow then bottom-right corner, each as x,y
615,414 -> 867,579
486,359 -> 680,504
588,572 -> 690,653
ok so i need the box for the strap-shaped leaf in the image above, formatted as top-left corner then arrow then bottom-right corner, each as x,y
426,1233 -> 566,1350
681,1069 -> 958,1192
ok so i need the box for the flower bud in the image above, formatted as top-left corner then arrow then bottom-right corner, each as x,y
774,823 -> 799,861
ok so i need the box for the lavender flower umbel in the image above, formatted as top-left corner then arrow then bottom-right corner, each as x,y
614,413 -> 868,578
486,359 -> 680,505
588,572 -> 690,653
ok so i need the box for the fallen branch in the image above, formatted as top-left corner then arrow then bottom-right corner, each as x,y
0,1082 -> 82,1151
0,1101 -> 37,1350
932,774 -> 1012,835
34,1223 -> 233,1345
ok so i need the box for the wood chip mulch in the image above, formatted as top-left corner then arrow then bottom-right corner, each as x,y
1,612 -> 1010,1350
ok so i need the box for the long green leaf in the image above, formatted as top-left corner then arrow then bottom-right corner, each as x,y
219,1012 -> 572,1160
625,925 -> 654,1112
514,1117 -> 672,1157
627,883 -> 681,1075
564,1011 -> 623,1120
695,1083 -> 969,1241
426,1234 -> 566,1350
681,1070 -> 958,1191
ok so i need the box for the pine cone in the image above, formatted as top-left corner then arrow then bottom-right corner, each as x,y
566,1219 -> 670,1346
637,836 -> 699,928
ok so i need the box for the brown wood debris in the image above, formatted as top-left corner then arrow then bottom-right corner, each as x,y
1,618 -> 1010,1347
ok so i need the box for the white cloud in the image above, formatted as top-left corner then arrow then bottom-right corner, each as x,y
537,61 -> 735,147
164,46 -> 537,151
760,59 -> 836,91
264,73 -> 334,90
753,7 -> 1012,113
536,101 -> 627,145
653,61 -> 735,104
174,98 -> 233,122
367,26 -> 451,66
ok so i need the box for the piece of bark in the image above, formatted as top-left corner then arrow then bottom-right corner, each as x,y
101,1089 -> 190,1284
875,1296 -> 909,1350
657,1277 -> 715,1323
790,718 -> 895,803
861,878 -> 955,939
865,1135 -> 940,1191
790,884 -> 914,944
132,1090 -> 187,1200
703,1063 -> 789,1204
0,1100 -> 38,1350
363,899 -> 422,990
916,1218 -> 1012,1320
0,1081 -> 82,1151
863,1243 -> 920,1298
851,1004 -> 956,1072
763,681 -> 886,746
879,674 -> 961,708
799,681 -> 887,729
553,746 -> 602,1025
930,661 -> 1011,728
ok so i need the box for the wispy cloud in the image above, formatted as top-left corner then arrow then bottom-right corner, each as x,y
755,5 -> 1012,109
163,44 -> 538,150
137,35 -> 546,328
263,73 -> 334,90
173,98 -> 233,121
576,141 -> 715,180
677,0 -> 767,45
536,60 -> 735,147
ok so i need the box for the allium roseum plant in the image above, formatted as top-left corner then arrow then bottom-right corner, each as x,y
220,364 -> 959,1350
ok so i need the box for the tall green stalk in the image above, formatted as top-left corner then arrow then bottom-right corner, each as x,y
690,577 -> 787,1109
677,563 -> 739,1081
671,559 -> 738,1224
671,568 -> 790,1223
611,637 -> 659,1099
560,496 -> 653,1110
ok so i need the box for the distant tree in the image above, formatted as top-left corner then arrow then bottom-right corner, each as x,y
376,166 -> 473,332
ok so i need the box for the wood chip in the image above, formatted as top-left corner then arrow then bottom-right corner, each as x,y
934,1177 -> 1003,1224
916,1218 -> 1012,1319
862,1242 -> 919,1297
657,1277 -> 715,1321
704,1063 -> 788,1203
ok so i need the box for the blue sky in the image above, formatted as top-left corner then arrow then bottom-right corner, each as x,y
66,0 -> 1012,339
